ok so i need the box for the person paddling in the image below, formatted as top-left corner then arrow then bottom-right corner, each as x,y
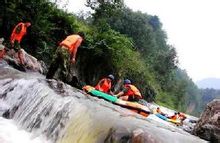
156,107 -> 166,116
177,112 -> 187,124
95,74 -> 115,94
115,79 -> 142,102
168,112 -> 178,120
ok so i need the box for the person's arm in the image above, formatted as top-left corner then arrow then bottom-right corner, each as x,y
109,90 -> 114,95
115,91 -> 124,97
71,38 -> 83,63
115,86 -> 129,97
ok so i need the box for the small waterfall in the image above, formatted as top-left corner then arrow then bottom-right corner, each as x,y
1,78 -> 77,141
0,63 -> 207,143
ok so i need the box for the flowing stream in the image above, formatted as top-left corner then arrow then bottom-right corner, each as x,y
0,61 -> 207,143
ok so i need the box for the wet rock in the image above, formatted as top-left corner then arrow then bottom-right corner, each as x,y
104,127 -> 131,143
2,47 -> 45,73
0,101 -> 10,117
131,128 -> 160,143
181,119 -> 198,133
105,127 -> 161,143
193,99 -> 220,142
2,109 -> 10,119
2,106 -> 19,119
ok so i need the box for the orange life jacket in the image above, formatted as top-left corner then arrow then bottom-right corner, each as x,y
124,84 -> 142,99
95,78 -> 112,93
170,115 -> 177,120
60,35 -> 83,54
178,113 -> 186,120
10,22 -> 27,43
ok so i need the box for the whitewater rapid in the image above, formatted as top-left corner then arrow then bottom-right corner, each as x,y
0,117 -> 50,143
0,61 -> 207,143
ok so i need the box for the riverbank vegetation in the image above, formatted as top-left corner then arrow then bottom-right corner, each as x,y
0,0 -> 204,116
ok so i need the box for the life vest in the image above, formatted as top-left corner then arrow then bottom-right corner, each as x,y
60,35 -> 83,54
178,113 -> 186,120
124,84 -> 142,99
10,22 -> 27,43
95,78 -> 112,93
170,115 -> 177,120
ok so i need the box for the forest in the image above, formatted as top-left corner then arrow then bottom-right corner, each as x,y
0,0 -> 210,116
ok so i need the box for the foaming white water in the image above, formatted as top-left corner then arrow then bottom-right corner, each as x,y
0,117 -> 51,143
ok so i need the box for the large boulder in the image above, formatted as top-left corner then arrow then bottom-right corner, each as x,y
0,37 -> 46,73
193,99 -> 220,142
6,48 -> 46,73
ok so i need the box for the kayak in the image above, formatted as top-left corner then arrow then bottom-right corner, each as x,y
155,113 -> 181,125
83,85 -> 151,117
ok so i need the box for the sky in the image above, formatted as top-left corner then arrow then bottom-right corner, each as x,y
63,0 -> 220,82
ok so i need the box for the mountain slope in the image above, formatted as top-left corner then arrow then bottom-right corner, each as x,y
196,78 -> 220,89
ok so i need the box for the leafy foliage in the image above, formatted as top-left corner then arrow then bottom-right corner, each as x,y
0,0 -> 204,115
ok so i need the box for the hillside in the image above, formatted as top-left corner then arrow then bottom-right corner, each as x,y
196,78 -> 220,89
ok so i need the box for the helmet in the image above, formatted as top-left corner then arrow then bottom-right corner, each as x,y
124,79 -> 131,84
108,74 -> 114,80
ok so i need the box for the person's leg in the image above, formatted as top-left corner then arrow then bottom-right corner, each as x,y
70,76 -> 83,89
59,48 -> 70,82
46,47 -> 61,79
13,40 -> 21,52
13,40 -> 24,65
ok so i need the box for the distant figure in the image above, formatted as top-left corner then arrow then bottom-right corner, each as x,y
46,32 -> 85,82
168,112 -> 178,120
177,112 -> 187,123
116,79 -> 142,102
156,107 -> 166,116
95,74 -> 115,94
10,22 -> 31,65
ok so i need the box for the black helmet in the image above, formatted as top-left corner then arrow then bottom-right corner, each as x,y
124,79 -> 131,84
108,74 -> 114,80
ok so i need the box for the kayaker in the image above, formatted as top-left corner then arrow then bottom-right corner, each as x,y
95,74 -> 115,94
177,112 -> 187,123
168,112 -> 178,120
156,107 -> 166,116
46,32 -> 85,82
115,79 -> 142,102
